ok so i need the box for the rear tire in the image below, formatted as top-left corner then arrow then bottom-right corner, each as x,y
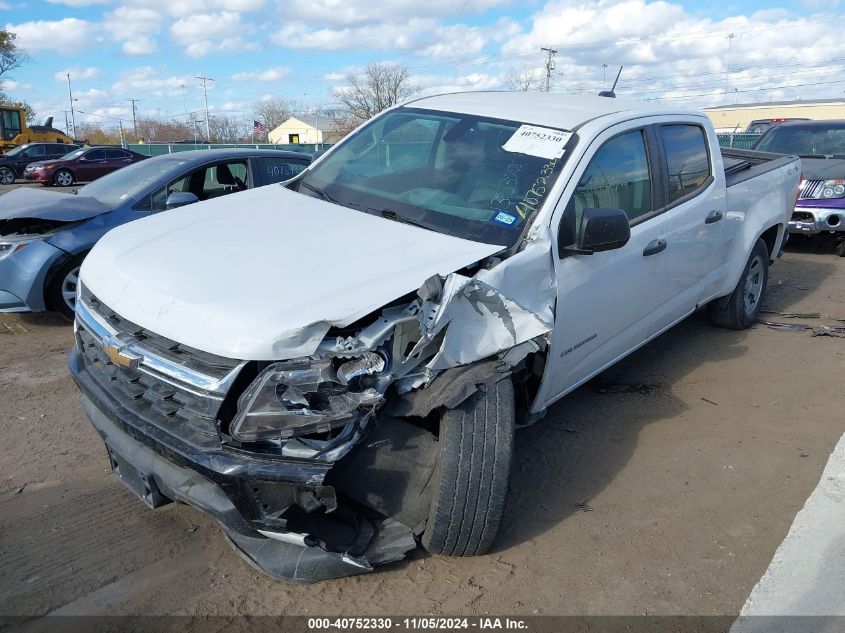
708,238 -> 769,330
46,254 -> 85,321
421,378 -> 515,557
53,169 -> 74,187
0,166 -> 15,184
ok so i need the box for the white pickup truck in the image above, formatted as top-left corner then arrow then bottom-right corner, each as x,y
69,93 -> 801,582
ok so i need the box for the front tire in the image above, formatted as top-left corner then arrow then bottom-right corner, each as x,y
421,378 -> 515,557
708,238 -> 769,330
0,166 -> 15,184
46,254 -> 85,321
53,169 -> 74,187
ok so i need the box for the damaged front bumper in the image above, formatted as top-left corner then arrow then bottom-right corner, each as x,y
0,239 -> 66,312
70,350 -> 418,582
788,205 -> 845,235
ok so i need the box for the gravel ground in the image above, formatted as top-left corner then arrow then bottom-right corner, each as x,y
0,230 -> 843,620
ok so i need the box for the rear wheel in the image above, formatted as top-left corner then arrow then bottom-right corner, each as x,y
421,378 -> 515,557
708,238 -> 769,330
53,169 -> 74,187
46,254 -> 85,321
0,166 -> 15,184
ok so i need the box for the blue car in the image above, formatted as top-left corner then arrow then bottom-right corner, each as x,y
0,148 -> 311,319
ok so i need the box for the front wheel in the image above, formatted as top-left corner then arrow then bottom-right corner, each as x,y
421,378 -> 515,557
53,169 -> 74,187
46,254 -> 85,321
708,238 -> 769,330
0,166 -> 15,185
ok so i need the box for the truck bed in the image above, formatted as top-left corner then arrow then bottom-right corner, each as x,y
722,148 -> 799,188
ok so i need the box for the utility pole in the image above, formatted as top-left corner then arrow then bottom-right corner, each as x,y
63,111 -> 70,136
540,47 -> 557,93
602,63 -> 608,89
724,33 -> 737,105
66,73 -> 77,139
195,75 -> 214,141
118,121 -> 126,148
128,99 -> 140,139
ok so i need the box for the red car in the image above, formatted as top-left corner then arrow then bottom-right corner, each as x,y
23,146 -> 148,186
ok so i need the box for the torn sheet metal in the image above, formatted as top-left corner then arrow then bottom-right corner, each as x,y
418,237 -> 556,371
0,187 -> 109,222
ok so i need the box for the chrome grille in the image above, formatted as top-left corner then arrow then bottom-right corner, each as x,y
799,180 -> 825,199
75,289 -> 244,448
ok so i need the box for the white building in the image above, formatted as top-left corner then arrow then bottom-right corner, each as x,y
268,116 -> 338,145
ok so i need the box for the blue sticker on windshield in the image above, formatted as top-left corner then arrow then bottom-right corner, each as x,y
491,210 -> 520,227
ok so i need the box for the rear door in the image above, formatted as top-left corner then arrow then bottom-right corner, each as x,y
76,149 -> 106,180
251,155 -> 310,186
541,123 -> 675,403
104,148 -> 133,175
652,122 -> 726,333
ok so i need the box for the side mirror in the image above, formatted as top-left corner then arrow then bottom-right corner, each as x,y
165,191 -> 199,209
563,207 -> 631,256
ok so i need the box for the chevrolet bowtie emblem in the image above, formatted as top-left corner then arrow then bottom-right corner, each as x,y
101,339 -> 140,369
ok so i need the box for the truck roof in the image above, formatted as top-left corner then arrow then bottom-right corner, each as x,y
407,92 -> 697,130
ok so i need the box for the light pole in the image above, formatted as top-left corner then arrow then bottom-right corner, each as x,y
66,73 -> 77,138
128,99 -> 140,139
195,75 -> 214,141
724,33 -> 737,105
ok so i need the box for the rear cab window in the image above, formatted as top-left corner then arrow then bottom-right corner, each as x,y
658,124 -> 712,203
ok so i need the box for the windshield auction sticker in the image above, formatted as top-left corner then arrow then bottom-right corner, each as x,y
502,125 -> 572,159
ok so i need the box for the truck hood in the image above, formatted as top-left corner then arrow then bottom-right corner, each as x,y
799,157 -> 845,182
0,187 -> 109,222
81,185 -> 504,360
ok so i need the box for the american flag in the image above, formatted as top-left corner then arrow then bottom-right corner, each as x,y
253,120 -> 267,135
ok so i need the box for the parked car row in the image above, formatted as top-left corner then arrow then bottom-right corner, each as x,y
0,142 -> 79,184
0,148 -> 311,317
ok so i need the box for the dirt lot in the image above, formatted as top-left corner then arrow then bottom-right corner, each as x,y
1,235 -> 844,621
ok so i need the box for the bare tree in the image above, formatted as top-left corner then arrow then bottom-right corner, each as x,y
0,30 -> 27,81
253,97 -> 298,131
208,114 -> 248,143
135,118 -> 194,143
332,62 -> 419,130
504,66 -> 543,92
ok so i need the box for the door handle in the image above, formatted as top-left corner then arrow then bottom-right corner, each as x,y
705,210 -> 723,224
643,239 -> 667,256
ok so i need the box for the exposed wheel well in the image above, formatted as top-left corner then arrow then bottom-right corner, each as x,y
760,224 -> 782,261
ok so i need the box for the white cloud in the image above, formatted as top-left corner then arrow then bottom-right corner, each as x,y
54,67 -> 100,81
45,0 -> 110,5
2,80 -> 31,91
231,66 -> 290,82
111,67 -> 196,98
280,0 -> 506,27
5,18 -> 94,53
103,7 -> 163,56
170,11 -> 256,57
129,0 -> 264,17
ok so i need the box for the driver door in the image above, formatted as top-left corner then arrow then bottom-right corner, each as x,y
538,123 -> 675,406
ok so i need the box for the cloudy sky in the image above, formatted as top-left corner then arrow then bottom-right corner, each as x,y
3,0 -> 844,130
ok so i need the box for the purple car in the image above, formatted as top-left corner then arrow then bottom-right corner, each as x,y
754,120 -> 845,256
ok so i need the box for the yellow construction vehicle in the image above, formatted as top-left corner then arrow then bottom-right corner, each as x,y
1,104 -> 74,152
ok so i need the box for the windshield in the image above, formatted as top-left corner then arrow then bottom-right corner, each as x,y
77,156 -> 191,206
60,148 -> 87,161
5,145 -> 25,157
297,107 -> 571,247
755,124 -> 845,157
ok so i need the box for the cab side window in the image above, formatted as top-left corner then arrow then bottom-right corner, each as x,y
659,125 -> 711,203
573,129 -> 653,226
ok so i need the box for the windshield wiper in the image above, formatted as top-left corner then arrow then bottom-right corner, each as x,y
379,209 -> 433,231
299,180 -> 338,204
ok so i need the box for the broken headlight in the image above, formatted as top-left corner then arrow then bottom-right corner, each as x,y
230,354 -> 386,443
0,241 -> 32,262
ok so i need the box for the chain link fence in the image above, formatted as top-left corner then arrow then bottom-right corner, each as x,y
716,133 -> 761,150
